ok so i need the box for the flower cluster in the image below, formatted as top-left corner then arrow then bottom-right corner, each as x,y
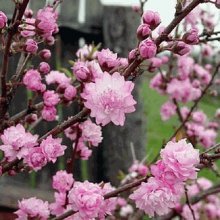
130,139 -> 200,217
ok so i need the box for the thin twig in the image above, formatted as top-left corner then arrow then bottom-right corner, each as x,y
184,185 -> 196,220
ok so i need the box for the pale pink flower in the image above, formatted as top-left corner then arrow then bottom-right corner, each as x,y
23,69 -> 45,92
40,135 -> 67,163
52,170 -> 74,192
49,192 -> 66,216
68,181 -> 104,219
76,44 -> 97,60
87,60 -> 103,80
72,61 -> 90,81
142,10 -> 161,30
97,49 -> 120,69
130,177 -> 179,217
0,11 -> 7,29
139,39 -> 157,59
181,204 -> 200,220
20,18 -> 36,37
194,64 -> 211,85
64,123 -> 79,141
39,62 -> 50,74
15,197 -> 49,220
46,71 -> 71,89
43,90 -> 60,107
64,85 -> 77,101
192,110 -> 207,124
160,139 -> 200,181
42,105 -> 57,121
0,124 -> 38,161
180,106 -> 190,120
198,128 -> 217,148
148,57 -> 162,72
23,147 -> 47,171
119,204 -> 134,217
79,120 -> 103,147
73,139 -> 92,160
24,39 -> 38,54
177,56 -> 194,80
160,101 -> 177,121
150,72 -> 166,94
81,72 -> 136,126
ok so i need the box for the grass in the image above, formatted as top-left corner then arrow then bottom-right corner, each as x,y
140,76 -> 220,181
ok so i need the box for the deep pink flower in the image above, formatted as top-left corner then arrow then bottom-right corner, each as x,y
39,49 -> 51,60
72,61 -> 90,81
81,72 -> 136,126
23,69 -> 45,92
137,24 -> 151,40
43,90 -> 60,107
64,85 -> 77,101
52,170 -> 74,192
160,139 -> 200,181
182,28 -> 199,45
36,6 -> 58,38
23,147 -> 47,171
0,11 -> 7,29
42,105 -> 57,121
130,177 -> 179,217
79,119 -> 103,146
142,10 -> 161,30
40,135 -> 67,163
172,41 -> 191,56
97,49 -> 120,69
39,62 -> 50,74
129,161 -> 149,176
160,101 -> 177,121
68,181 -> 104,219
20,18 -> 35,37
24,39 -> 38,54
15,197 -> 49,220
139,39 -> 157,59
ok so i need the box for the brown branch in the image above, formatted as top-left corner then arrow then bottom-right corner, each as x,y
184,185 -> 196,220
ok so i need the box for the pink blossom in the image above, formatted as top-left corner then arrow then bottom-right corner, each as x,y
119,204 -> 134,217
39,62 -> 50,74
139,39 -> 157,59
23,147 -> 47,171
68,181 -> 104,219
40,135 -> 66,163
202,44 -> 213,57
192,110 -> 207,124
81,72 -> 136,126
23,69 -> 45,92
36,6 -> 58,38
180,106 -> 190,120
79,120 -> 103,146
142,10 -> 161,30
198,128 -> 217,148
24,39 -> 38,54
64,123 -> 79,141
52,170 -> 74,192
46,71 -> 71,89
49,192 -> 67,216
72,61 -> 90,81
0,11 -> 7,29
42,105 -> 57,121
76,44 -> 97,60
166,78 -> 201,103
15,197 -> 49,220
172,41 -> 191,56
64,85 -> 77,101
87,60 -> 103,80
97,49 -> 120,69
137,24 -> 151,40
182,28 -> 199,45
181,204 -> 200,220
43,90 -> 60,107
0,124 -> 38,161
129,161 -> 148,176
160,139 -> 200,181
128,49 -> 137,63
73,139 -> 92,160
194,64 -> 211,85
20,18 -> 35,37
148,57 -> 162,72
177,56 -> 194,80
150,72 -> 166,94
39,49 -> 51,60
130,177 -> 179,217
160,101 -> 177,121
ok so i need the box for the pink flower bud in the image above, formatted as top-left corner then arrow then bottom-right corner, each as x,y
24,9 -> 33,18
0,11 -> 7,29
39,62 -> 50,74
72,61 -> 90,81
139,39 -> 157,59
45,36 -> 55,46
64,85 -> 77,101
39,49 -> 51,60
182,28 -> 199,45
172,41 -> 191,56
137,24 -> 151,40
128,49 -> 137,63
42,105 -> 57,121
142,10 -> 161,30
24,39 -> 38,54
